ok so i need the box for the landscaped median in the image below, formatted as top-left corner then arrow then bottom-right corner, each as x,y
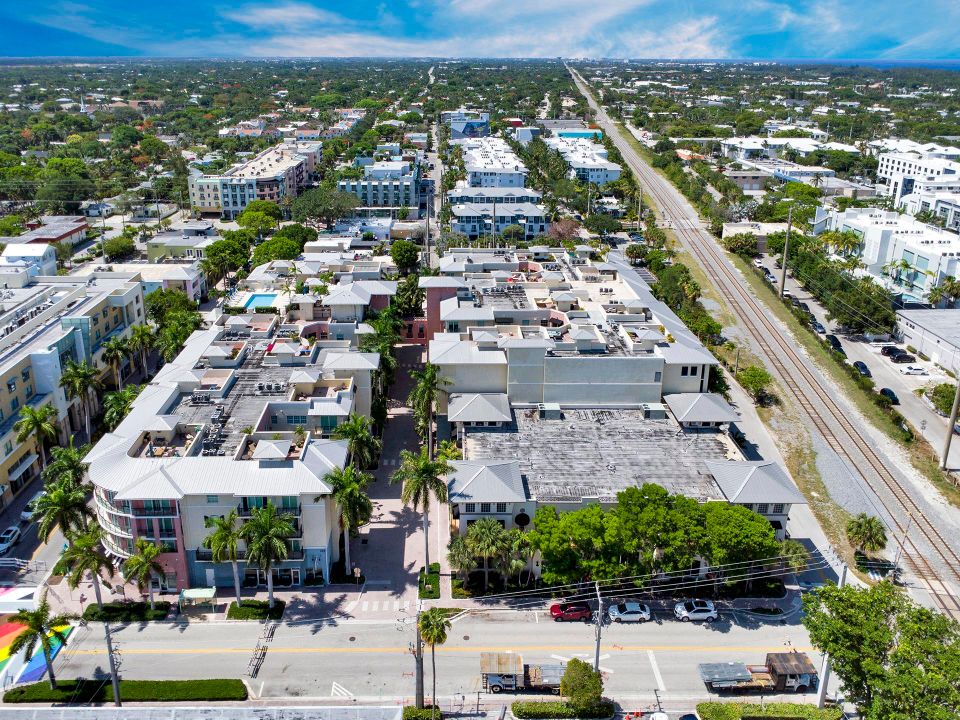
82,601 -> 171,622
227,599 -> 285,620
696,703 -> 842,720
3,678 -> 248,703
511,701 -> 615,719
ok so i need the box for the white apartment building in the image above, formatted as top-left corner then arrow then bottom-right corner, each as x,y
447,183 -> 542,206
900,190 -> 960,231
450,203 -> 550,240
543,136 -> 621,185
456,138 -> 528,188
813,207 -> 960,303
876,151 -> 960,202
188,141 -> 323,219
337,160 -> 421,211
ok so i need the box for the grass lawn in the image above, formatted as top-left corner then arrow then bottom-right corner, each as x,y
4,678 -> 247,703
227,599 -> 285,620
419,567 -> 440,600
82,601 -> 171,623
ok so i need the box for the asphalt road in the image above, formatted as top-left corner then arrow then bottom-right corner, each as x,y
57,611 -> 822,709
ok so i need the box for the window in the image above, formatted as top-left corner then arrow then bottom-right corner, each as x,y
464,503 -> 476,513
755,503 -> 769,514
496,503 -> 507,513
772,503 -> 784,514
25,385 -> 32,398
20,369 -> 30,382
9,398 -> 18,413
681,366 -> 689,377
3,441 -> 11,456
206,495 -> 219,504
480,502 -> 491,513
689,366 -> 699,377
741,503 -> 753,511
654,371 -> 662,382
5,379 -> 15,393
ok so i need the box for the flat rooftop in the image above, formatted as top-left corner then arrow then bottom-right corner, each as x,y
465,408 -> 737,503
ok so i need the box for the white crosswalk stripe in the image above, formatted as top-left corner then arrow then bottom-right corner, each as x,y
331,682 -> 354,697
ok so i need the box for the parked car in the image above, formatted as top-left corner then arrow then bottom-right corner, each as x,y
550,602 -> 593,622
753,258 -> 765,269
674,599 -> 718,622
798,580 -> 827,593
899,365 -> 929,376
891,352 -> 916,364
20,490 -> 45,523
0,526 -> 21,556
798,302 -> 811,313
853,361 -> 872,377
879,388 -> 900,405
607,602 -> 651,623
880,345 -> 902,357
811,321 -> 826,334
825,334 -> 842,350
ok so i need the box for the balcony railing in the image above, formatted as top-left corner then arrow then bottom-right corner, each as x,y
130,505 -> 179,518
237,503 -> 301,518
196,547 -> 304,562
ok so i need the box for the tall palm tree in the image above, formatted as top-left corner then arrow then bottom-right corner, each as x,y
101,337 -> 130,390
42,438 -> 90,487
391,447 -> 450,569
202,510 -> 244,607
780,538 -> 809,574
59,527 -> 115,610
446,535 -> 475,582
418,608 -> 451,719
123,538 -> 163,611
59,359 -> 103,441
240,502 -> 295,609
33,478 -> 94,545
128,323 -> 155,377
467,517 -> 509,592
9,592 -> 77,690
103,385 -> 141,430
408,363 -> 451,457
332,413 -> 382,470
845,513 -> 888,555
320,466 -> 373,575
13,404 -> 58,472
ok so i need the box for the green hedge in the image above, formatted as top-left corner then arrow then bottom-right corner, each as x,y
4,679 -> 247,703
512,701 -> 615,719
82,601 -> 171,622
696,703 -> 843,720
419,568 -> 440,600
227,599 -> 285,620
403,706 -> 443,720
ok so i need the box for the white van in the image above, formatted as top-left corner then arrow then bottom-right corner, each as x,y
20,490 -> 45,523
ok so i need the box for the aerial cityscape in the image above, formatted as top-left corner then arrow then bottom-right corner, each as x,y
0,3 -> 955,720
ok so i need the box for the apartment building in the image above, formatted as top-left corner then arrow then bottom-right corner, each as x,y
0,274 -> 146,511
449,203 -> 549,240
0,244 -> 57,284
543,136 -> 621,185
877,150 -> 960,202
447,184 -> 543,206
337,160 -> 421,212
0,216 -> 89,248
73,262 -> 207,304
188,141 -> 323,219
813,206 -> 960,303
441,109 -> 490,140
86,312 -> 383,590
457,138 -> 528,188
900,190 -> 960,231
146,221 -> 220,262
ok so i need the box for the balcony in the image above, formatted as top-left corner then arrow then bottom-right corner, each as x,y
237,503 -> 301,518
130,505 -> 179,518
196,547 -> 304,562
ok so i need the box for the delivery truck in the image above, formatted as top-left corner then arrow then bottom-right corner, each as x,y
698,652 -> 818,694
480,652 -> 565,693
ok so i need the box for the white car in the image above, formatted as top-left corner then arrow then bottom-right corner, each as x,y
607,601 -> 651,623
899,365 -> 929,376
674,599 -> 718,622
0,526 -> 21,556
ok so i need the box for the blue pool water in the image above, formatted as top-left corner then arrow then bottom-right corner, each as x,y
244,293 -> 278,309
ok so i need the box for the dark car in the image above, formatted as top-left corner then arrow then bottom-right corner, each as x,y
549,602 -> 593,622
853,361 -> 871,377
891,352 -> 916,364
799,302 -> 811,313
880,345 -> 902,357
879,388 -> 900,405
825,334 -> 842,350
812,320 -> 826,334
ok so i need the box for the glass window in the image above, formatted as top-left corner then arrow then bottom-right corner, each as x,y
772,503 -> 784,514
480,502 -> 491,513
10,398 -> 18,412
206,495 -> 219,504
464,503 -> 476,513
681,366 -> 689,376
755,503 -> 769,514
496,503 -> 507,513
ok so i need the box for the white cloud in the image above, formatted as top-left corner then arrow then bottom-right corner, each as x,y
221,2 -> 347,30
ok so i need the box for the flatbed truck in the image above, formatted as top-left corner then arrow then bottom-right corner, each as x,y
480,652 -> 565,694
699,652 -> 818,694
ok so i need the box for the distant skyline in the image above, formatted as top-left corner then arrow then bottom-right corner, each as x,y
0,1 -> 958,62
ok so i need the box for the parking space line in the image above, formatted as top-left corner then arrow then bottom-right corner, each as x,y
647,650 -> 665,693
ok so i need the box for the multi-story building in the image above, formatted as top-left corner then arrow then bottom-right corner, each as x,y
146,220 -> 219,262
337,160 -> 421,213
73,262 -> 207,304
543,136 -> 621,185
0,216 -> 89,248
0,244 -> 58,284
188,142 -> 323,219
457,138 -> 528,188
876,150 -> 960,202
447,184 -> 542,206
449,203 -> 549,240
441,109 -> 490,140
0,274 -> 146,511
86,313 -> 382,590
900,190 -> 960,231
813,206 -> 960,303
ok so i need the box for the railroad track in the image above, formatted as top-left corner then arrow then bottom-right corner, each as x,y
569,69 -> 960,618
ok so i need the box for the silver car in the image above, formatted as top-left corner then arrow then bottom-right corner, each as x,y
673,599 -> 718,622
607,601 -> 651,623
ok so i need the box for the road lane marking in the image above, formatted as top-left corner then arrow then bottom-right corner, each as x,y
647,650 -> 665,693
331,681 -> 354,697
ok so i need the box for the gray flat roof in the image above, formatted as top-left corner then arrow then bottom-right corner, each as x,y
464,409 -> 732,503
897,309 -> 960,348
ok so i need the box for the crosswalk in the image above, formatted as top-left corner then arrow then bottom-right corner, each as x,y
380,457 -> 400,467
358,600 -> 412,613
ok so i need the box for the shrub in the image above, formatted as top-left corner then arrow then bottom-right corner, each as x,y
4,679 -> 247,703
696,702 -> 842,720
419,568 -> 440,599
403,706 -> 443,720
561,658 -> 604,716
82,601 -> 171,622
227,599 -> 285,620
512,701 -> 614,719
102,235 -> 137,260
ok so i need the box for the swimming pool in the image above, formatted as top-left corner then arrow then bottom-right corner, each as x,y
244,293 -> 278,309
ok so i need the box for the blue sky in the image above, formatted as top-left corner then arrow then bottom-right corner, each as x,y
1,1 -> 958,60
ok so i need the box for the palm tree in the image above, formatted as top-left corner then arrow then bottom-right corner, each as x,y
466,518 -> 509,592
321,466 -> 373,575
101,337 -> 130,390
928,276 -> 960,308
408,363 -> 451,456
418,608 -> 452,719
447,535 -> 476,582
240,502 -> 295,609
845,513 -> 888,555
332,413 -> 382,470
391,447 -> 450,569
59,359 -> 103,441
103,385 -> 141,429
202,510 -> 244,607
123,538 -> 163,611
59,527 -> 115,610
780,539 -> 809,574
128,323 -> 155,377
13,404 -> 58,472
43,438 -> 90,487
9,592 -> 77,690
33,478 -> 94,545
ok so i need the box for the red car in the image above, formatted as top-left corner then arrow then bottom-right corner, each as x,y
549,602 -> 593,622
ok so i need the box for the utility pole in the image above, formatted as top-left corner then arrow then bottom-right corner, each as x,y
817,563 -> 847,709
424,192 -> 431,264
779,205 -> 793,299
593,581 -> 603,672
104,621 -> 122,706
415,608 -> 425,709
939,379 -> 960,469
